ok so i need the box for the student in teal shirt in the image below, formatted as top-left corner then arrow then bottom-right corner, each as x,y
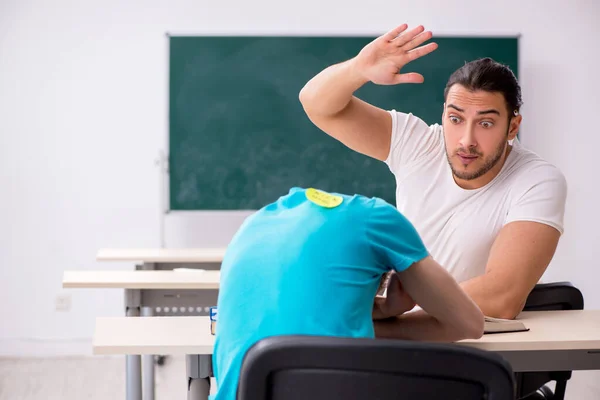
212,187 -> 483,400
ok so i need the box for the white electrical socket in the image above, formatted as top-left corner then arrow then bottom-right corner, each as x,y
55,294 -> 72,311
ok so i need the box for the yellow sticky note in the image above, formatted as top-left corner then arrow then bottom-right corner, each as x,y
305,188 -> 343,208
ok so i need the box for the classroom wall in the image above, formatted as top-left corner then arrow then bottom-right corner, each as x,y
1,0 -> 599,360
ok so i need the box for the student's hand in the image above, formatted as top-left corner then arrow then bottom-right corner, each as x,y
351,24 -> 438,86
372,272 -> 417,320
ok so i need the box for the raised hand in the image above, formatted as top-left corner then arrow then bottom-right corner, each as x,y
352,24 -> 438,85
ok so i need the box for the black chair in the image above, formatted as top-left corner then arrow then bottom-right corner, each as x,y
517,281 -> 584,400
238,335 -> 516,400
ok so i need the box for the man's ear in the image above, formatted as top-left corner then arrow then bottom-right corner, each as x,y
441,103 -> 446,121
508,114 -> 522,140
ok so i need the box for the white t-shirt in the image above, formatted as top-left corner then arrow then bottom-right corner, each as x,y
384,110 -> 567,283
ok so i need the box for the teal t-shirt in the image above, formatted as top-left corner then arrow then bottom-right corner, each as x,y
212,187 -> 429,400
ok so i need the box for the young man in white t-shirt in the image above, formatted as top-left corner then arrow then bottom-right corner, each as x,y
299,23 -> 567,321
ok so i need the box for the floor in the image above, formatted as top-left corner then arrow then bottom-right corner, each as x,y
1,355 -> 599,399
0,355 -> 192,400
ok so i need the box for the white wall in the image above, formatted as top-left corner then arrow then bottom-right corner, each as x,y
1,0 -> 599,363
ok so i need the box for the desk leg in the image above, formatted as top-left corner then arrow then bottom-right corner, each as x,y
141,306 -> 155,400
186,354 -> 212,400
126,289 -> 142,400
139,262 -> 156,400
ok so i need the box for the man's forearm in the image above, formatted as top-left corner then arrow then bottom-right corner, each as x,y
460,274 -> 525,319
373,310 -> 477,343
299,59 -> 368,117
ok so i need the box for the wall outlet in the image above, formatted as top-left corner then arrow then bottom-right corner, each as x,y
55,294 -> 71,311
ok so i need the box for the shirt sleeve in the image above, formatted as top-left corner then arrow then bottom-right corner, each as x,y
365,198 -> 430,272
384,110 -> 443,174
505,164 -> 568,234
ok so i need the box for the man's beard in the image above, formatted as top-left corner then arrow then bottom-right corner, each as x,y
445,135 -> 508,181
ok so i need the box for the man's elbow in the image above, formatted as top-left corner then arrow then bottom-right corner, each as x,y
482,296 -> 526,320
494,308 -> 521,320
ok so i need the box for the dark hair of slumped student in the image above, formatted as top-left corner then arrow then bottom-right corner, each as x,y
444,57 -> 523,116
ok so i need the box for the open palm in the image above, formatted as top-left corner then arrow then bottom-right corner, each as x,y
354,24 -> 438,85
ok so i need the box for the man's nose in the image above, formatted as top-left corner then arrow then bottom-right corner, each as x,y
459,124 -> 477,149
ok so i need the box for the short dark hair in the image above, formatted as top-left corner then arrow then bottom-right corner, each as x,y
443,57 -> 523,115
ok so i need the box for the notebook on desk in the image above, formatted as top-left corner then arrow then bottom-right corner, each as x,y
484,316 -> 529,334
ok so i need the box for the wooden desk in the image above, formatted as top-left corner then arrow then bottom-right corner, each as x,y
62,269 -> 220,313
91,248 -> 225,315
92,310 -> 600,400
93,248 -> 225,313
93,310 -> 600,372
461,310 -> 600,352
63,264 -> 222,400
96,248 -> 227,263
461,310 -> 600,372
63,270 -> 220,289
94,315 -> 215,356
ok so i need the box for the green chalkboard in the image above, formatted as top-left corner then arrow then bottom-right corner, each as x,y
169,35 -> 518,210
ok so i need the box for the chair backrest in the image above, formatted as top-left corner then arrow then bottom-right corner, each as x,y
237,335 -> 515,400
515,281 -> 585,398
524,281 -> 584,311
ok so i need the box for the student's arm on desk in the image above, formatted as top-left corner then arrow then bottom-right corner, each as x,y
460,221 -> 561,320
374,256 -> 484,342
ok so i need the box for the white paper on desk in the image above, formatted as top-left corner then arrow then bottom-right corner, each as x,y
484,315 -> 516,323
483,315 -> 528,334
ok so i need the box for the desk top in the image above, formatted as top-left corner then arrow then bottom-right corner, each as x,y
96,248 -> 227,263
459,309 -> 600,351
63,270 -> 220,289
94,315 -> 216,355
92,310 -> 600,356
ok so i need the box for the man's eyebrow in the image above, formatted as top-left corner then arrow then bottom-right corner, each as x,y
447,104 -> 501,116
477,109 -> 501,116
447,104 -> 464,112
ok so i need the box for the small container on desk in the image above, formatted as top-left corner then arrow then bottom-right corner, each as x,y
210,306 -> 217,335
